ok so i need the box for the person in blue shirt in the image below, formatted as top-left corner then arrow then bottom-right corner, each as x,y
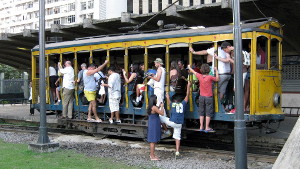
160,81 -> 191,158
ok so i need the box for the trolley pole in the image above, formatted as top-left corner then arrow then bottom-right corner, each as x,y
29,0 -> 59,152
232,0 -> 247,168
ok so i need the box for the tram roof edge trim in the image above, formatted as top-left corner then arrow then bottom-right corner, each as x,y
32,21 -> 282,52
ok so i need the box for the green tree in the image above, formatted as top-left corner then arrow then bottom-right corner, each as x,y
0,64 -> 22,79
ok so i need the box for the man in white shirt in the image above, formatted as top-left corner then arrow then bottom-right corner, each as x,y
58,61 -> 75,119
214,41 -> 234,100
102,66 -> 121,124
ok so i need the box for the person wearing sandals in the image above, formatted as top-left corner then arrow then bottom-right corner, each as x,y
188,64 -> 219,133
102,66 -> 122,124
83,61 -> 108,123
147,95 -> 164,161
161,81 -> 191,159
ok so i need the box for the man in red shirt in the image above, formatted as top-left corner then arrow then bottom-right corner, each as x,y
188,64 -> 219,133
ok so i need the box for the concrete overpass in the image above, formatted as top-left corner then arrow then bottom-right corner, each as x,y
0,0 -> 299,71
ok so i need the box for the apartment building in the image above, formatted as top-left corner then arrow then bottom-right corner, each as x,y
0,0 -> 127,33
127,0 -> 222,14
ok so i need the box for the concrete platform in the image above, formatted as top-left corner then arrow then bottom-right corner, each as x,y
0,104 -> 58,124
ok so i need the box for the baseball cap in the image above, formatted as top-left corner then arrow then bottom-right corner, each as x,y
154,58 -> 164,65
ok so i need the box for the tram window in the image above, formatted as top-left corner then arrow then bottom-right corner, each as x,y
270,39 -> 280,70
256,36 -> 268,70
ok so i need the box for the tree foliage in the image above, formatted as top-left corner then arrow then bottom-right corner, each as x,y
0,64 -> 22,79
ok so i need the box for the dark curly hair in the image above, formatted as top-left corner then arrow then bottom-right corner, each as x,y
200,63 -> 210,75
147,95 -> 157,115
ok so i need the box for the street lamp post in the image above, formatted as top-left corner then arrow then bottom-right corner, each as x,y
28,0 -> 59,153
232,0 -> 248,168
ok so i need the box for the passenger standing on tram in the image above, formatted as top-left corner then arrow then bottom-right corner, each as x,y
76,63 -> 87,91
83,61 -> 108,122
214,42 -> 233,102
188,64 -> 219,133
170,61 -> 180,92
149,58 -> 171,135
102,66 -> 121,124
147,95 -> 164,161
162,81 -> 191,158
58,60 -> 75,119
49,63 -> 58,104
177,60 -> 188,80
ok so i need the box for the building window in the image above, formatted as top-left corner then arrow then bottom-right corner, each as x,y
212,0 -> 216,3
190,0 -> 193,6
81,2 -> 86,10
127,0 -> 133,13
139,0 -> 142,14
169,0 -> 172,4
179,0 -> 182,5
54,18 -> 60,24
54,7 -> 60,14
201,0 -> 204,4
67,3 -> 75,11
149,0 -> 152,13
159,0 -> 162,11
67,15 -> 75,23
46,8 -> 53,15
88,0 -> 94,9
28,2 -> 33,8
80,14 -> 87,20
87,13 -> 93,19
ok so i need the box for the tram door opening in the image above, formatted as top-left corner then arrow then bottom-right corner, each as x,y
169,43 -> 189,95
109,48 -> 125,105
76,51 -> 91,105
47,54 -> 60,104
128,47 -> 145,107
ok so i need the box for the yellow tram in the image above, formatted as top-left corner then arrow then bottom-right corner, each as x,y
31,18 -> 284,137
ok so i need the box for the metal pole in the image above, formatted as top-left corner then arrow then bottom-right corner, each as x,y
38,0 -> 50,144
232,0 -> 247,168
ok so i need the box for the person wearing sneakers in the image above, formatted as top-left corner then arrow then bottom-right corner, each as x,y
161,81 -> 191,159
102,66 -> 121,124
83,61 -> 108,123
188,64 -> 219,133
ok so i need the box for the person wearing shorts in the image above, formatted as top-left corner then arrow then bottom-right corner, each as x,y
102,66 -> 121,124
83,61 -> 108,123
188,64 -> 219,133
161,81 -> 191,158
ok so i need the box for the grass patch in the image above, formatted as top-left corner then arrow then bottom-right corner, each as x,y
0,139 -> 143,169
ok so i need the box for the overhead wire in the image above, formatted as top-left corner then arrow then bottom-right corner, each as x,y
251,0 -> 267,18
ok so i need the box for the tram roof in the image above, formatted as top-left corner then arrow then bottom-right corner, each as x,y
32,19 -> 280,52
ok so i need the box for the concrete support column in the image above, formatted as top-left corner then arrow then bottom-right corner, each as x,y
23,72 -> 29,99
0,73 -> 4,94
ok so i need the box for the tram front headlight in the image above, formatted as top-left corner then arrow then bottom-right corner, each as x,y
273,93 -> 281,107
